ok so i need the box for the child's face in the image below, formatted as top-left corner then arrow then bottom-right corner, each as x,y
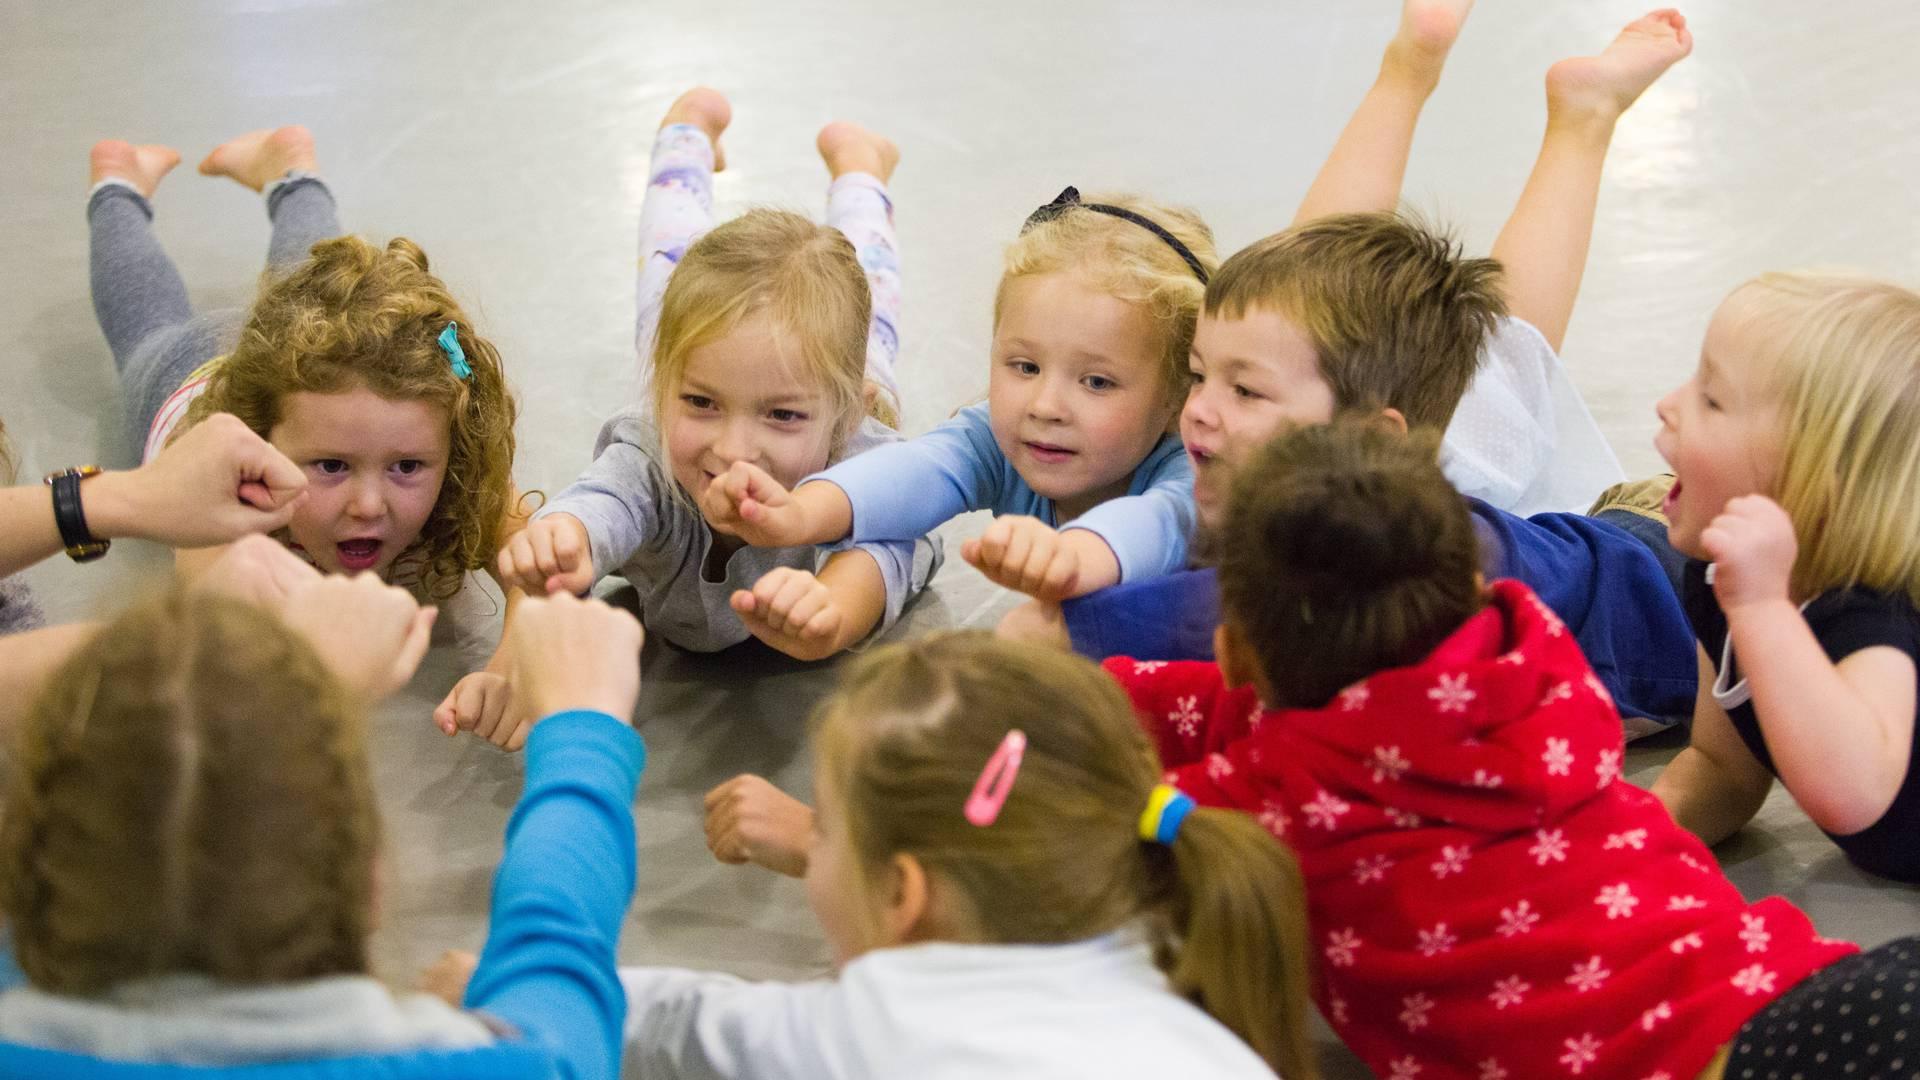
1182,308 -> 1338,530
1654,301 -> 1785,559
269,385 -> 450,577
988,272 -> 1180,518
666,311 -> 837,524
804,770 -> 876,969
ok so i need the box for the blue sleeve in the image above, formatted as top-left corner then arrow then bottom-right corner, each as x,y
465,710 -> 646,1080
807,404 -> 1010,542
1063,568 -> 1221,662
1474,502 -> 1697,723
1058,436 -> 1195,582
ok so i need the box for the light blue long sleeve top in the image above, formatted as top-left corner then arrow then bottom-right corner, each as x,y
0,710 -> 645,1080
805,403 -> 1195,583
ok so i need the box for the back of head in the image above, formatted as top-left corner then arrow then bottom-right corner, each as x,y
1217,420 -> 1485,708
1207,211 -> 1506,430
186,235 -> 519,600
0,588 -> 377,995
1728,271 -> 1920,605
650,207 -> 882,439
997,192 -> 1218,401
814,632 -> 1317,1078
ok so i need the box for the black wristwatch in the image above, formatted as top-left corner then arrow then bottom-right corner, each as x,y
43,466 -> 111,562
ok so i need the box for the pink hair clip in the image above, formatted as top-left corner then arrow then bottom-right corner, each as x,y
964,729 -> 1027,827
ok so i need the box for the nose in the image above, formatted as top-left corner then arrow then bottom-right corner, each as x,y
1183,380 -> 1220,432
1655,383 -> 1682,430
1027,374 -> 1069,423
711,416 -> 756,466
346,474 -> 385,520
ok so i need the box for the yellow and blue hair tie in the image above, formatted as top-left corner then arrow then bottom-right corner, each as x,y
438,321 -> 472,380
1138,783 -> 1196,846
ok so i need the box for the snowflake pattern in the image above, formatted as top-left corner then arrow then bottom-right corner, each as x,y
1416,922 -> 1459,957
1670,933 -> 1704,955
1731,964 -> 1778,996
1400,992 -> 1435,1031
1479,1060 -> 1510,1080
1677,852 -> 1711,873
1583,671 -> 1615,708
1325,928 -> 1362,968
1329,994 -> 1349,1025
1566,956 -> 1612,994
1542,737 -> 1575,776
1529,593 -> 1568,636
1560,1033 -> 1602,1075
1488,975 -> 1531,1010
1386,806 -> 1424,829
1470,768 -> 1505,789
1168,695 -> 1202,738
1388,1056 -> 1423,1080
1339,683 -> 1371,711
1257,801 -> 1290,839
1132,660 -> 1167,674
1643,1073 -> 1674,1080
1429,672 -> 1477,714
1666,895 -> 1708,912
1640,1001 -> 1673,1032
1603,829 -> 1648,851
1431,845 -> 1472,879
1595,883 -> 1640,920
1246,705 -> 1265,732
1303,789 -> 1352,831
1371,745 -> 1413,783
1530,828 -> 1571,865
1595,748 -> 1623,788
1205,753 -> 1234,781
1496,900 -> 1540,938
1538,681 -> 1574,708
1739,913 -> 1772,954
1352,854 -> 1393,885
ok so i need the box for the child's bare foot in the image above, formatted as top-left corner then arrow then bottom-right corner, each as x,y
1381,0 -> 1475,90
1546,9 -> 1693,127
197,126 -> 318,193
660,86 -> 732,172
816,121 -> 900,184
89,140 -> 182,199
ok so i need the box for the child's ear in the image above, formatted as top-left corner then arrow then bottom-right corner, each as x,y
880,852 -> 933,947
1378,407 -> 1409,435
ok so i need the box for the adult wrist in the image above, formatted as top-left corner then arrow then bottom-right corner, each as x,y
42,466 -> 113,561
80,470 -> 139,540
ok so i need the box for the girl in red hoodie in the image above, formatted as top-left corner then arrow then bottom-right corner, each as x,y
1105,420 -> 1915,1080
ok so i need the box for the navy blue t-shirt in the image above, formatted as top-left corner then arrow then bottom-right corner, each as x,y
1682,559 -> 1920,883
1062,499 -> 1699,724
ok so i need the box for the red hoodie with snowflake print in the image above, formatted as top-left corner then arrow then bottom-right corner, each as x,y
1105,580 -> 1854,1080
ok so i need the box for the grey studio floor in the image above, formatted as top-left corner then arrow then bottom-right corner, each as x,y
5,1 -> 1920,1075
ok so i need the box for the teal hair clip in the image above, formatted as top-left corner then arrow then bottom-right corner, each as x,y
439,322 -> 472,380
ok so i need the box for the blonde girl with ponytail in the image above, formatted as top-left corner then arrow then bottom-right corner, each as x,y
629,632 -> 1317,1080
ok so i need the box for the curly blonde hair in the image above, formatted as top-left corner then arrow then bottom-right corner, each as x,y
0,587 -> 377,994
181,236 -> 518,600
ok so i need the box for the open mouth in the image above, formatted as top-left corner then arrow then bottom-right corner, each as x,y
1188,445 -> 1216,467
336,538 -> 384,571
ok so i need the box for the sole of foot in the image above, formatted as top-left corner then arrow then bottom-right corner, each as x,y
197,125 -> 318,193
660,87 -> 732,172
1546,8 -> 1694,123
1384,0 -> 1476,85
89,140 -> 182,199
816,121 -> 900,184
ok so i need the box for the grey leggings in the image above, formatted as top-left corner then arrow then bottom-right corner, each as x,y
88,177 -> 341,455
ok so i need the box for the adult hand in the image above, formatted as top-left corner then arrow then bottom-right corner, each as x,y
90,413 -> 307,545
279,574 -> 437,700
1703,494 -> 1798,613
191,533 -> 322,610
502,592 -> 643,726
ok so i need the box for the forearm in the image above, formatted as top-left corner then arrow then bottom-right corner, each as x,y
1058,529 -> 1122,598
789,481 -> 856,545
0,622 -> 99,734
1652,744 -> 1769,846
0,471 -> 151,577
1293,76 -> 1432,225
1729,600 -> 1907,831
817,548 -> 887,652
1488,115 -> 1615,353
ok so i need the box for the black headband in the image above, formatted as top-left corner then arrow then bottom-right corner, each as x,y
1021,186 -> 1209,284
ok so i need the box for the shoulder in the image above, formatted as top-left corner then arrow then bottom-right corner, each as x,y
1805,585 -> 1920,661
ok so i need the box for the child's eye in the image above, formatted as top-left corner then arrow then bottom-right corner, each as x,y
1082,374 -> 1118,392
1187,368 -> 1205,385
681,394 -> 717,411
1007,359 -> 1040,377
392,459 -> 426,477
1233,384 -> 1264,401
313,459 -> 348,476
768,409 -> 808,424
